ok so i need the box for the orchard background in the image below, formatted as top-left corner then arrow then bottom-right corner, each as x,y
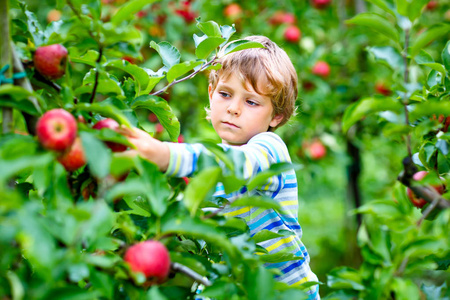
1,0 -> 450,299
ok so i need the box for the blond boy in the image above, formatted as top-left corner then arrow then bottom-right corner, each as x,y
124,35 -> 320,299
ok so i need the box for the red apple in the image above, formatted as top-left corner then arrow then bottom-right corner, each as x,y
124,240 -> 171,283
407,171 -> 445,208
155,123 -> 164,134
312,61 -> 330,78
312,0 -> 332,9
57,137 -> 86,172
375,82 -> 391,96
34,44 -> 68,79
148,113 -> 158,123
269,11 -> 296,25
36,109 -> 77,151
284,25 -> 301,43
182,177 -> 189,185
93,118 -> 127,152
425,1 -> 438,10
177,134 -> 184,143
224,3 -> 242,19
47,9 -> 62,23
175,1 -> 197,23
308,140 -> 326,160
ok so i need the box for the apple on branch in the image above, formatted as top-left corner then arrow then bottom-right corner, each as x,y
312,0 -> 332,9
407,171 -> 445,208
284,25 -> 301,43
312,61 -> 330,78
93,118 -> 127,152
34,44 -> 68,80
57,137 -> 87,172
124,240 -> 171,285
36,109 -> 77,151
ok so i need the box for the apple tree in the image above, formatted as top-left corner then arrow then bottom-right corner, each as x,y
0,0 -> 314,299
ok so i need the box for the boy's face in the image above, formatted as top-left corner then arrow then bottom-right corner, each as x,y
208,73 -> 283,145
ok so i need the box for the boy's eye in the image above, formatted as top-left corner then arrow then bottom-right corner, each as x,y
219,91 -> 230,98
246,100 -> 258,106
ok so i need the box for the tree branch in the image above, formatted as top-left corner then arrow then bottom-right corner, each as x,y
398,157 -> 450,210
171,262 -> 211,287
151,56 -> 219,96
402,29 -> 412,158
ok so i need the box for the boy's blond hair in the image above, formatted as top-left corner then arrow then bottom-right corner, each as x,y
208,35 -> 298,130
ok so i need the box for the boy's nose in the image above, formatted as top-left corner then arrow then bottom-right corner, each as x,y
227,100 -> 241,116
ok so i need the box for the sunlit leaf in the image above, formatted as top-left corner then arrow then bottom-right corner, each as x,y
131,95 -> 180,142
220,40 -> 264,57
410,24 -> 450,57
184,167 -> 221,216
150,41 -> 181,69
195,37 -> 226,59
111,0 -> 159,25
345,13 -> 399,44
166,61 -> 203,83
196,20 -> 222,37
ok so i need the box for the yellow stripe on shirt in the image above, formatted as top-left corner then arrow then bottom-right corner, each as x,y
266,235 -> 295,252
280,200 -> 297,207
223,206 -> 251,217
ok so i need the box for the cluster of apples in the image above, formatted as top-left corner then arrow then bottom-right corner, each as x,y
36,108 -> 127,172
407,171 -> 446,209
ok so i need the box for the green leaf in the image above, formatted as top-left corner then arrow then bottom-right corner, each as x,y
410,24 -> 450,58
365,0 -> 396,16
342,97 -> 403,132
345,13 -> 399,44
367,46 -> 404,72
391,278 -> 420,300
420,63 -> 447,74
0,154 -> 53,186
259,251 -> 304,264
353,200 -> 403,219
230,196 -> 282,211
407,0 -> 429,22
111,0 -> 160,25
196,20 -> 222,37
150,41 -> 181,69
326,267 -> 365,291
135,159 -> 170,217
21,4 -> 46,46
131,95 -> 180,142
147,286 -> 169,300
251,229 -> 294,244
76,102 -> 132,127
415,50 -> 434,64
161,216 -> 237,258
105,60 -> 151,95
75,70 -> 124,97
401,237 -> 446,259
410,101 -> 450,122
166,60 -> 203,83
220,40 -> 264,57
184,167 -> 221,216
441,40 -> 450,71
220,25 -> 236,41
247,162 -> 300,191
196,37 -> 226,59
70,50 -> 107,67
80,131 -> 111,179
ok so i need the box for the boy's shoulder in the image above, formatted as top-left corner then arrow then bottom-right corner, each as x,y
244,132 -> 290,159
247,131 -> 285,145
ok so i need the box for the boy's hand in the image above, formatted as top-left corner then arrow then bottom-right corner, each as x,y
119,126 -> 170,172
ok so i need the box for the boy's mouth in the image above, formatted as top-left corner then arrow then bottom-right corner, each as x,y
222,121 -> 239,128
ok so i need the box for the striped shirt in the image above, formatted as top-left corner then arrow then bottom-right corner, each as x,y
165,132 -> 319,299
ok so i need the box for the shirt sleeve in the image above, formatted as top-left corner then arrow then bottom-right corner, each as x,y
164,132 -> 291,193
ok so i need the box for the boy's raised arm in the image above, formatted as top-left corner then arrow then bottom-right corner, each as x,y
121,127 -> 170,172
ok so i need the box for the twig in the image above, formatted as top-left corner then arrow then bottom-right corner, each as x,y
89,46 -> 103,103
402,29 -> 412,158
151,56 -> 219,96
417,196 -> 441,226
171,262 -> 211,287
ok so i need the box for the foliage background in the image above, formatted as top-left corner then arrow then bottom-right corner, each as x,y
1,0 -> 450,299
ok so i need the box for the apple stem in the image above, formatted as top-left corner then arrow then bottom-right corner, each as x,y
0,0 -> 13,134
171,262 -> 212,287
89,46 -> 104,104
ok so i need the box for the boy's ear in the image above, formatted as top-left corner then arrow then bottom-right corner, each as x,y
269,114 -> 283,128
208,84 -> 213,102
